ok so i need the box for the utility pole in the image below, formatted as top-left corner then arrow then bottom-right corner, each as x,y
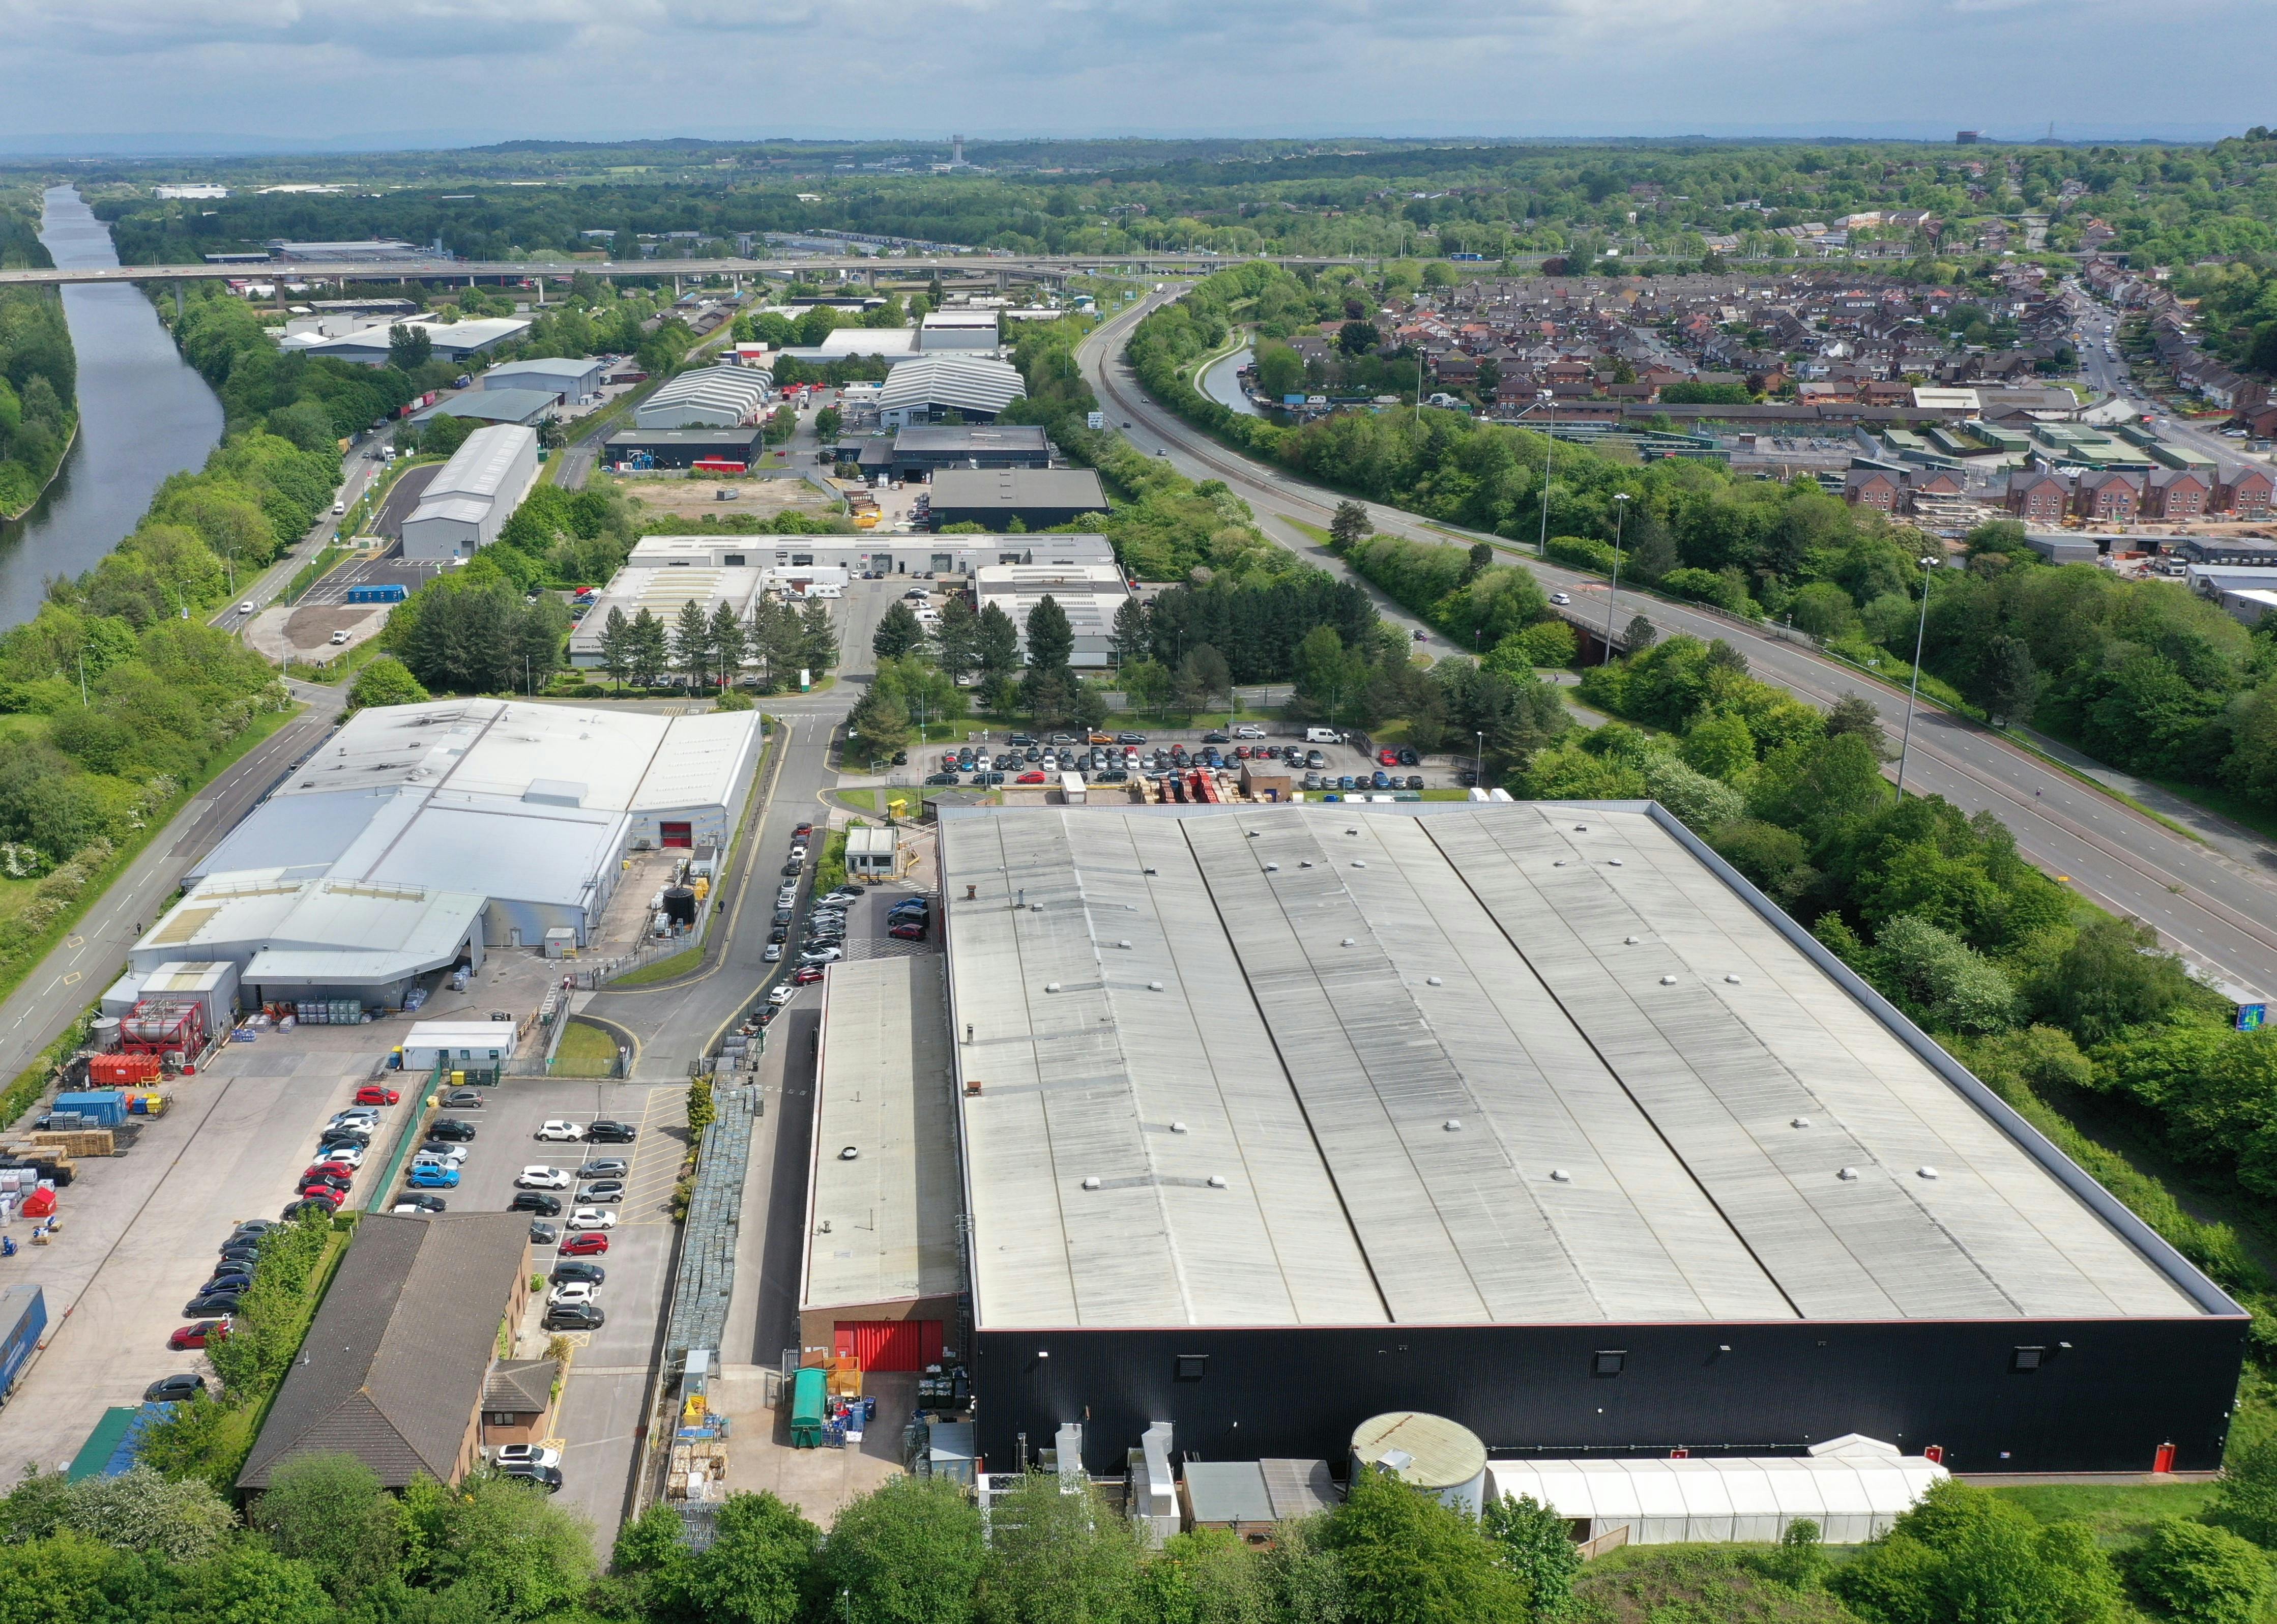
1893,555 -> 1940,797
1603,494 -> 1630,663
1535,391 -> 1556,558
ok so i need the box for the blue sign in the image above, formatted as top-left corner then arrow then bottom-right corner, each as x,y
2239,1003 -> 2267,1032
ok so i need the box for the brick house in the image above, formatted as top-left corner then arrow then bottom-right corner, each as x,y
2072,470 -> 2140,523
2005,470 -> 2069,522
2217,466 -> 2275,519
2143,468 -> 2211,520
1844,468 -> 1901,513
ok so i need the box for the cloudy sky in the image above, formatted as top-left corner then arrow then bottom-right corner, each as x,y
0,0 -> 2270,150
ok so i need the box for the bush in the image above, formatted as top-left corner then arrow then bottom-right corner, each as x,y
1545,534 -> 1617,573
347,656 -> 427,710
1661,565 -> 1761,617
2125,1518 -> 2267,1624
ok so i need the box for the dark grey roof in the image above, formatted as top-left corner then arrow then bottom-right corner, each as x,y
893,424 -> 1049,453
239,1213 -> 529,1490
929,468 -> 1107,512
484,1358 -> 558,1414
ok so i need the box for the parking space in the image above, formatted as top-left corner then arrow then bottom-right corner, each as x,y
298,542 -> 445,608
917,726 -> 1454,794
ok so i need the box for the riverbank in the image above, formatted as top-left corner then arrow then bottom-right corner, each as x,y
0,415 -> 75,522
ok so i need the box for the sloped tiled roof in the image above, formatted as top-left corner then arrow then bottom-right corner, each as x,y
239,1213 -> 528,1490
484,1359 -> 558,1415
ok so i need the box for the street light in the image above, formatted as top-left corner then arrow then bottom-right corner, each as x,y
1892,555 -> 1940,797
1475,730 -> 1484,790
1602,494 -> 1630,664
1534,391 -> 1556,558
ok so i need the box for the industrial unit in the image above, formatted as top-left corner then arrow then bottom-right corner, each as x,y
852,423 -> 1053,481
927,468 -> 1109,531
604,427 -> 767,470
635,364 -> 773,429
624,531 -> 1116,578
282,316 -> 532,366
481,356 -> 606,405
972,562 -> 1132,668
875,354 -> 1026,429
400,424 -> 540,563
880,801 -> 2244,1478
566,564 -> 769,667
412,389 -> 557,429
146,699 -> 761,1007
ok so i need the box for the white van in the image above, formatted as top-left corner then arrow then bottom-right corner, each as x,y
806,584 -> 842,600
1304,727 -> 1345,745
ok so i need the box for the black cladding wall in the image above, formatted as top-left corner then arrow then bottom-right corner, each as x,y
975,1316 -> 2247,1477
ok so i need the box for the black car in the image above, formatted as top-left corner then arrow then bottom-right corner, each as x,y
428,1118 -> 477,1142
588,1120 -> 637,1144
511,1192 -> 564,1216
769,926 -> 789,944
1406,775 -> 1425,790
529,1221 -> 561,1246
1007,733 -> 1035,746
393,1192 -> 448,1214
499,1461 -> 564,1493
216,1242 -> 264,1265
1397,748 -> 1420,767
281,1200 -> 336,1222
200,1271 -> 254,1296
551,1260 -> 606,1286
543,1302 -> 605,1331
1202,730 -> 1230,744
1116,732 -> 1147,744
923,772 -> 958,786
145,1373 -> 207,1403
890,750 -> 907,766
781,861 -> 803,877
184,1292 -> 241,1318
773,907 -> 795,925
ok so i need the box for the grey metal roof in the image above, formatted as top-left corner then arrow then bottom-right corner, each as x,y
937,804 -> 2217,1332
929,468 -> 1107,513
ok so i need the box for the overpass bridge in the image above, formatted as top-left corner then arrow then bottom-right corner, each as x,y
0,251 -> 1355,293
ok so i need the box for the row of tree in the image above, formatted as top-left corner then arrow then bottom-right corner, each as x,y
589,594 -> 839,694
0,199 -> 74,516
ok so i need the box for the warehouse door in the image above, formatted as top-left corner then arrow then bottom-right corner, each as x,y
659,822 -> 692,849
834,1319 -> 943,1372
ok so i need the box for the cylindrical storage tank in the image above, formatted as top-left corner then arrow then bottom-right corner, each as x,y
662,886 -> 698,928
1350,1412 -> 1488,1517
89,1018 -> 121,1052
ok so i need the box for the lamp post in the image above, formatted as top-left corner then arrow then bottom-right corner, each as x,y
1893,555 -> 1940,797
1602,494 -> 1630,664
1535,390 -> 1556,558
1475,730 -> 1484,790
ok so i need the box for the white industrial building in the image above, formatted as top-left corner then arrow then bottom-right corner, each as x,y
481,357 -> 606,405
875,354 -> 1026,428
567,565 -> 770,668
635,364 -> 773,429
973,562 -> 1132,668
919,309 -> 1001,351
401,425 -> 540,562
154,699 -> 762,1006
280,316 -> 532,366
626,530 -> 1115,578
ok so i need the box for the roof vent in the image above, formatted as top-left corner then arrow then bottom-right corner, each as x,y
1246,829 -> 1261,838
1725,974 -> 1742,984
1916,1166 -> 1940,1180
1554,859 -> 1567,867
1206,1175 -> 1227,1188
1425,976 -> 1443,987
1792,1117 -> 1812,1128
1264,862 -> 1279,872
1082,1176 -> 1101,1191
1550,1168 -> 1572,1182
1300,860 -> 1314,867
1838,1167 -> 1859,1181
1573,824 -> 1589,831
1659,974 -> 1678,986
1341,937 -> 1356,947
1624,935 -> 1640,945
1143,867 -> 1157,876
1148,980 -> 1164,991
838,1146 -> 859,1161
1030,902 -> 1043,912
1044,982 -> 1061,993
1608,858 -> 1623,866
1351,860 -> 1367,868
1117,939 -> 1132,949
1170,1121 -> 1188,1134
1443,1119 -> 1462,1132
1346,828 -> 1358,836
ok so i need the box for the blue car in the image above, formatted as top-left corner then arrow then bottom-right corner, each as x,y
406,1164 -> 460,1190
1371,770 -> 1391,789
1338,775 -> 1357,791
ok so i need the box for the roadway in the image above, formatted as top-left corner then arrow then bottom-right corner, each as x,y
1079,287 -> 2277,1000
2064,280 -> 2266,469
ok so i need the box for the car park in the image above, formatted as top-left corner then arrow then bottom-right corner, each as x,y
354,1085 -> 401,1107
560,1231 -> 608,1257
145,1373 -> 207,1403
535,1120 -> 585,1142
566,1208 -> 617,1231
516,1167 -> 572,1190
511,1192 -> 564,1216
589,1119 -> 636,1144
169,1319 -> 230,1350
429,1119 -> 477,1142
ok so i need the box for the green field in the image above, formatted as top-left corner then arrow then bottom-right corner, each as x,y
608,947 -> 701,988
554,1017 -> 624,1065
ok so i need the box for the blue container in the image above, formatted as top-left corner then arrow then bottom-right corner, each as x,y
346,583 -> 407,604
52,1091 -> 126,1128
0,1285 -> 45,1398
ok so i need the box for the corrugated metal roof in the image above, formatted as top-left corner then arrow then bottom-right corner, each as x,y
939,804 -> 2210,1331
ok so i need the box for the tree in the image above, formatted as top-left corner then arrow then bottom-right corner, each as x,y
1111,596 -> 1148,668
407,1470 -> 595,1620
1982,634 -> 2040,727
251,1453 -> 403,1597
2215,1432 -> 2277,1546
598,605 -> 633,691
48,1466 -> 236,1564
800,599 -> 839,676
817,1475 -> 984,1624
171,1541 -> 336,1624
348,656 -> 428,710
673,599 -> 712,693
1872,915 -> 2018,1034
2126,1518 -> 2267,1624
980,1474 -> 1144,1624
873,600 -> 927,661
1330,500 -> 1373,548
388,324 -> 433,371
1624,615 -> 1658,652
850,689 -> 911,757
1337,321 -> 1381,357
814,406 -> 843,440
1680,710 -> 1757,785
629,607 -> 669,688
1483,1493 -> 1579,1617
2037,914 -> 2195,1042
1833,1479 -> 2122,1624
1023,595 -> 1075,673
974,603 -> 1020,678
709,599 -> 747,685
1176,643 -> 1232,716
1327,1467 -> 1529,1624
681,1491 -> 821,1624
1825,693 -> 1889,757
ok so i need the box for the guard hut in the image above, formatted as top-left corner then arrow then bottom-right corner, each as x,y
844,826 -> 900,878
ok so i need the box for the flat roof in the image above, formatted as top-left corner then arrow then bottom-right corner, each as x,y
417,390 -> 555,425
938,803 -> 2222,1332
930,468 -> 1106,512
894,424 -> 1048,453
803,957 -> 961,1313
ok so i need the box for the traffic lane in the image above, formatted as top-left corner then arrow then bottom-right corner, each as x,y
1083,305 -> 2277,992
373,463 -> 440,540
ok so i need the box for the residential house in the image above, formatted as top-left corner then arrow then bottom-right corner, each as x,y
2072,470 -> 2141,523
2005,470 -> 2069,523
1845,468 -> 1902,513
2143,468 -> 2212,520
2216,467 -> 2275,519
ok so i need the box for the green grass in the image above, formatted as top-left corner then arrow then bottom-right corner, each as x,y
1285,519 -> 1334,546
554,1018 -> 623,1065
836,788 -> 879,812
1990,1482 -> 2220,1548
609,946 -> 702,988
1416,787 -> 1475,801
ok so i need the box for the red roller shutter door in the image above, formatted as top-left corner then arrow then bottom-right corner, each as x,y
659,822 -> 692,849
834,1319 -> 943,1372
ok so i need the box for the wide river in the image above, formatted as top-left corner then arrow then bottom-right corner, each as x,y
0,187 -> 224,628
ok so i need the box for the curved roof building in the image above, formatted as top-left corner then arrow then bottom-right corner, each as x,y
635,364 -> 774,429
877,354 -> 1026,427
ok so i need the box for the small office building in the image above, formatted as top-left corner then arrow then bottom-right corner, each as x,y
400,424 -> 539,563
973,563 -> 1132,669
604,427 -> 767,470
927,468 -> 1108,531
844,826 -> 900,877
567,565 -> 769,667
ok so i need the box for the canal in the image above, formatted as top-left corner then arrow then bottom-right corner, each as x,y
0,187 -> 224,629
1202,345 -> 1260,417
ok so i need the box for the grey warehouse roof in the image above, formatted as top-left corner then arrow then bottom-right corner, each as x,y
877,354 -> 1025,417
930,468 -> 1107,513
938,803 -> 2221,1332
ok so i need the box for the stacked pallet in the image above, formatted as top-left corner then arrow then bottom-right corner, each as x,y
27,1129 -> 112,1158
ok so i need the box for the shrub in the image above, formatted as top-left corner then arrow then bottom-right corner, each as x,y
2125,1518 -> 2267,1624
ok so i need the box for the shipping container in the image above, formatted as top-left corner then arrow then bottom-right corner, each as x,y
0,1285 -> 45,1400
346,583 -> 408,604
51,1091 -> 125,1128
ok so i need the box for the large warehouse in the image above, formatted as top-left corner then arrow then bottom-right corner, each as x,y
635,364 -> 773,429
625,531 -> 1117,578
928,468 -> 1108,531
875,354 -> 1026,429
401,424 -> 539,563
888,801 -> 2245,1478
156,699 -> 762,1003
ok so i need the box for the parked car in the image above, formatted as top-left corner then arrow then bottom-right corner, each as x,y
295,1187 -> 343,1209
492,1443 -> 563,1470
577,1181 -> 626,1204
199,1272 -> 254,1296
550,1261 -> 605,1287
1406,775 -> 1425,790
798,946 -> 843,966
443,1089 -> 486,1109
792,966 -> 825,985
559,1232 -> 609,1257
923,772 -> 958,786
547,1282 -> 599,1309
1397,748 -> 1419,767
767,984 -> 797,1006
517,1167 -> 572,1191
299,1172 -> 352,1194
542,1302 -> 604,1331
888,921 -> 926,941
535,1120 -> 585,1142
498,1459 -> 566,1492
354,1085 -> 400,1107
169,1319 -> 230,1350
1015,770 -> 1046,784
579,1159 -> 629,1180
145,1374 -> 207,1403
826,887 -> 862,903
763,942 -> 782,962
392,1195 -> 447,1215
529,1221 -> 561,1246
282,1199 -> 338,1221
428,1119 -> 478,1142
565,1208 -> 617,1232
510,1192 -> 564,1217
1378,748 -> 1399,766
303,1161 -> 357,1183
183,1292 -> 241,1318
407,1164 -> 460,1190
587,1120 -> 636,1144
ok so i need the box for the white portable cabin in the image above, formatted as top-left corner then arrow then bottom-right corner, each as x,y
1486,1436 -> 1945,1547
400,1020 -> 518,1072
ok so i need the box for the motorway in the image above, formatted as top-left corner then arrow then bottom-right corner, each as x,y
1078,288 -> 2277,1000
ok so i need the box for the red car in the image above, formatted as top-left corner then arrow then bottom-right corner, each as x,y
170,1318 -> 231,1350
1378,748 -> 1399,766
559,1232 -> 609,1257
1015,770 -> 1046,784
302,1162 -> 356,1183
297,1185 -> 344,1207
793,822 -> 813,837
793,966 -> 825,985
888,922 -> 926,941
355,1085 -> 400,1107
